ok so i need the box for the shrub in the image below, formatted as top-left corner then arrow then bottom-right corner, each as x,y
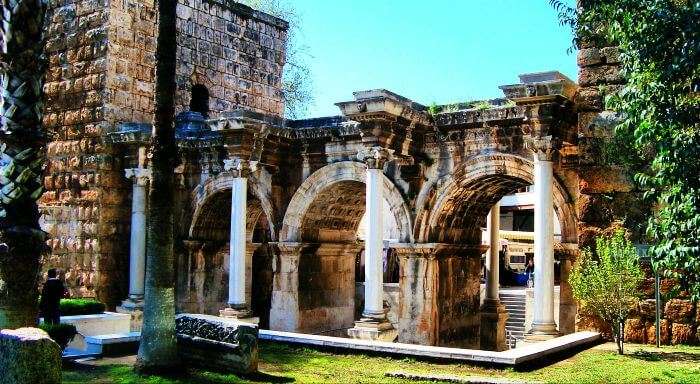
570,229 -> 644,354
59,298 -> 106,316
39,323 -> 77,350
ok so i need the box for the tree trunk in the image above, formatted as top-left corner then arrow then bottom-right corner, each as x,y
135,0 -> 180,372
0,0 -> 48,329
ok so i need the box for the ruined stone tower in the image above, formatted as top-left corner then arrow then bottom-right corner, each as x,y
39,0 -> 288,306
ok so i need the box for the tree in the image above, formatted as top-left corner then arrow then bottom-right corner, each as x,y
0,0 -> 48,329
570,230 -> 644,354
552,0 -> 700,300
135,0 -> 180,373
239,0 -> 314,118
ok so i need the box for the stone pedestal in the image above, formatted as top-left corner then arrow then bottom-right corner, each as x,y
219,305 -> 260,325
479,299 -> 509,351
116,300 -> 144,332
348,316 -> 397,342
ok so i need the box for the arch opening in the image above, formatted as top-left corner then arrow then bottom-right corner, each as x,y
179,187 -> 275,327
190,84 -> 210,118
279,161 -> 412,335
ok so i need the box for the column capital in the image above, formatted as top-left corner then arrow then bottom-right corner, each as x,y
526,135 -> 559,161
223,157 -> 258,178
274,242 -> 305,257
357,146 -> 394,169
125,167 -> 152,186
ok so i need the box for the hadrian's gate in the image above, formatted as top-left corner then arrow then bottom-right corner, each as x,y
39,0 -> 629,351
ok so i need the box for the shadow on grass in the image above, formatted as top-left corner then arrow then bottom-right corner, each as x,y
631,350 -> 700,363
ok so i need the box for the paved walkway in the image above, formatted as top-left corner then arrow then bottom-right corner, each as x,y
259,330 -> 601,366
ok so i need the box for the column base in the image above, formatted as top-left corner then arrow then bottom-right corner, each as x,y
116,298 -> 144,332
219,305 -> 259,325
347,317 -> 397,342
479,299 -> 509,351
524,322 -> 559,343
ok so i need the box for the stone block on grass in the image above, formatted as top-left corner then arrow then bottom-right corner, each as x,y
0,327 -> 61,384
175,313 -> 258,374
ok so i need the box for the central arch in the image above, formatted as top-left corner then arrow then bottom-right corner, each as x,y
274,161 -> 413,335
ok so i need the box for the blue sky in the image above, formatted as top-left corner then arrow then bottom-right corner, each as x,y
291,0 -> 577,118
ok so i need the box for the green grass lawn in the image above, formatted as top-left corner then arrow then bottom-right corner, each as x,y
63,341 -> 700,384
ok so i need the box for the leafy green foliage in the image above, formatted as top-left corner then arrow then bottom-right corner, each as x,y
39,322 -> 77,350
58,298 -> 106,316
553,0 -> 700,300
570,230 -> 644,354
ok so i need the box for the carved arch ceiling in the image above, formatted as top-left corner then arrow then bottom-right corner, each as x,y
190,190 -> 267,243
300,180 -> 366,243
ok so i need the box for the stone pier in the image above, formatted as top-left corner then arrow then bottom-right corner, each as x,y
393,243 -> 484,348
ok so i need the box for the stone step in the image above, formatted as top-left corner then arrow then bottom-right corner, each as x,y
84,331 -> 141,356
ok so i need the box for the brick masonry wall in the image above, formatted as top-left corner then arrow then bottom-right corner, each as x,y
39,0 -> 288,307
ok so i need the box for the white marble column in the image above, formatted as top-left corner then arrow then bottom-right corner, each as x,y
364,165 -> 384,318
349,147 -> 396,341
531,147 -> 558,335
123,167 -> 151,306
221,157 -> 257,319
486,202 -> 500,301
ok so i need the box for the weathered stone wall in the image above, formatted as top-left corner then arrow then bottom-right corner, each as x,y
40,0 -> 138,305
573,23 -> 697,345
624,261 -> 699,345
395,245 -> 482,348
175,0 -> 287,117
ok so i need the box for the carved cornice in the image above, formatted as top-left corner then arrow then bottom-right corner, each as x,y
105,123 -> 152,145
357,146 -> 394,170
223,156 -> 258,178
125,167 -> 152,187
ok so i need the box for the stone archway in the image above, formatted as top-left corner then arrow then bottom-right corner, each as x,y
280,161 -> 413,244
179,172 -> 277,324
272,161 -> 413,334
190,172 -> 277,241
405,153 -> 578,345
415,154 -> 577,245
